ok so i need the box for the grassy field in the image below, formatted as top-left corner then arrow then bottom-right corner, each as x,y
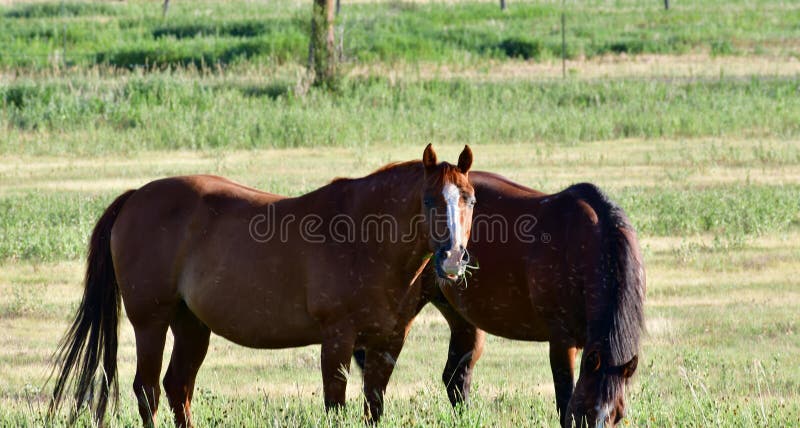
2,0 -> 800,426
3,76 -> 800,155
1,0 -> 800,69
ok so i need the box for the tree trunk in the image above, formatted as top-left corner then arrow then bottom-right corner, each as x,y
500,0 -> 506,11
309,0 -> 337,86
664,0 -> 670,10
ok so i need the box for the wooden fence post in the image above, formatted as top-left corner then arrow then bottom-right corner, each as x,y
309,0 -> 337,85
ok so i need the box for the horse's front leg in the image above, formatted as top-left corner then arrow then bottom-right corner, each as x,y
354,297 -> 429,422
549,339 -> 577,427
361,332 -> 407,424
432,299 -> 485,407
320,323 -> 357,412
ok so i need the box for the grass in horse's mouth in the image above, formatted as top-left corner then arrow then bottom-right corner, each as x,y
457,258 -> 480,290
436,250 -> 479,289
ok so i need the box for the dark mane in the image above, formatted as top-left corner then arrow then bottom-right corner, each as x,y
330,160 -> 421,184
329,159 -> 466,189
567,183 -> 646,369
371,160 -> 421,175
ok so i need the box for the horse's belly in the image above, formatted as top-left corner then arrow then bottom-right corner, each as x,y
442,275 -> 550,341
462,304 -> 549,341
198,299 -> 323,349
181,272 -> 323,349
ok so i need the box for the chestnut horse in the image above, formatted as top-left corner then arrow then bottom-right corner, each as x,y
355,172 -> 645,427
50,145 -> 477,427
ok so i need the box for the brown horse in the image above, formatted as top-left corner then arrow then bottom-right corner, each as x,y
354,172 -> 645,427
49,144 -> 477,427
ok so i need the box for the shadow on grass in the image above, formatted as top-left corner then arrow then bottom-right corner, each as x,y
4,2 -> 117,18
496,37 -> 543,60
95,39 -> 302,69
236,83 -> 292,100
153,21 -> 272,39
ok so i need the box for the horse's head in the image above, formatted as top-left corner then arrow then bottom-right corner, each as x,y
566,346 -> 638,427
420,144 -> 475,282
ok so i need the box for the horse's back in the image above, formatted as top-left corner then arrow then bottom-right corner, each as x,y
108,175 -> 322,345
110,175 -> 282,268
445,173 -> 612,342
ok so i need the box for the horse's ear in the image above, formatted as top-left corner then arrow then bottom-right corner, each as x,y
622,355 -> 638,378
422,143 -> 438,170
457,145 -> 473,173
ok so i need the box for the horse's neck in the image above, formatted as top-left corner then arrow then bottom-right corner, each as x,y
277,164 -> 426,254
311,164 -> 423,218
333,166 -> 428,271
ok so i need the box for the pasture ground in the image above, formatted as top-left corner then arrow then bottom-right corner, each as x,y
2,143 -> 799,426
1,0 -> 800,426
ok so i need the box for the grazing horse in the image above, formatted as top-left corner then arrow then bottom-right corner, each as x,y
355,171 -> 645,427
50,144 -> 477,427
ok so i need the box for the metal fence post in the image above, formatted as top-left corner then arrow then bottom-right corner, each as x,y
561,0 -> 566,79
61,0 -> 67,67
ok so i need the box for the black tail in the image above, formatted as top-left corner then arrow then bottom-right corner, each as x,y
49,189 -> 136,423
568,183 -> 646,366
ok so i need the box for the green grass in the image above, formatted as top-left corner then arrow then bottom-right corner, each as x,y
1,0 -> 799,69
615,185 -> 800,237
2,2 -> 117,19
0,192 -> 110,261
3,76 -> 800,154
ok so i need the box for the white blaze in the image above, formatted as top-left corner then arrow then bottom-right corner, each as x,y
443,183 -> 462,251
595,402 -> 612,428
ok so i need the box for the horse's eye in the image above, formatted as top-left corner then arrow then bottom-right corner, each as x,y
423,197 -> 435,208
586,350 -> 601,372
467,198 -> 477,208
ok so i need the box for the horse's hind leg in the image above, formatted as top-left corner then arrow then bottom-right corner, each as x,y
132,318 -> 171,427
163,302 -> 211,428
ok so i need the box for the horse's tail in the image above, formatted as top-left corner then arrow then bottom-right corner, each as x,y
568,183 -> 646,366
49,189 -> 136,423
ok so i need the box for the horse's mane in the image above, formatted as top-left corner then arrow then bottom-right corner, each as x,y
329,159 -> 467,189
567,183 -> 646,368
370,160 -> 420,175
329,160 -> 421,184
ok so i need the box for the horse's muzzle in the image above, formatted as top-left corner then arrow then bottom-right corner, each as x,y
437,248 -> 467,280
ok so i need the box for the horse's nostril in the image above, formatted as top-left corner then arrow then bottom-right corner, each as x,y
444,251 -> 452,259
615,408 -> 625,424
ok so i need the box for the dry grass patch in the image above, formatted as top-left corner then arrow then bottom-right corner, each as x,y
3,139 -> 799,195
349,54 -> 800,82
